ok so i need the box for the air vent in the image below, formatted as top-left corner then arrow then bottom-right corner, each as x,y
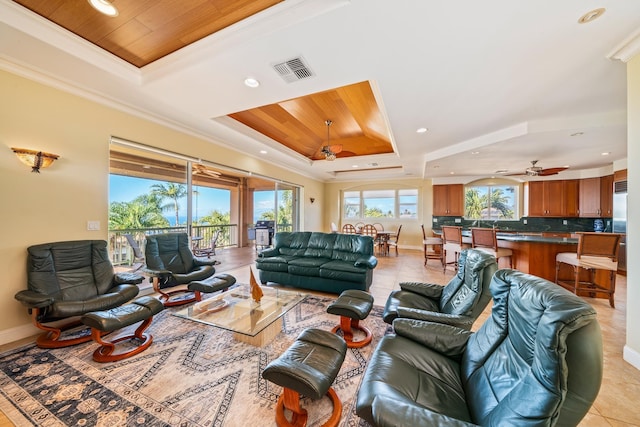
272,56 -> 314,83
614,180 -> 627,193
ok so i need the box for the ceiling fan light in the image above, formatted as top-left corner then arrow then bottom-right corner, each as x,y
88,0 -> 119,17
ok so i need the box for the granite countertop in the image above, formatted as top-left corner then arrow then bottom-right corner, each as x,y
434,230 -> 578,245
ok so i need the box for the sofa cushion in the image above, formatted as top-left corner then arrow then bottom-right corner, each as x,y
320,260 -> 370,283
255,256 -> 291,272
288,257 -> 332,277
303,232 -> 337,259
332,234 -> 374,262
276,232 -> 312,256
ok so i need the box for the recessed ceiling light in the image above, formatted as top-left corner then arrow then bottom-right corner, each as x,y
416,127 -> 428,134
244,77 -> 260,88
88,0 -> 119,17
578,8 -> 605,24
259,150 -> 267,154
450,171 -> 455,175
601,152 -> 611,156
471,151 -> 480,155
352,165 -> 359,168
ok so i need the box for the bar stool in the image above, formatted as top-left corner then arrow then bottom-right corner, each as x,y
471,227 -> 513,268
442,226 -> 470,272
421,224 -> 443,268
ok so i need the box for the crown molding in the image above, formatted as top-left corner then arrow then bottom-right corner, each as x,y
607,29 -> 640,63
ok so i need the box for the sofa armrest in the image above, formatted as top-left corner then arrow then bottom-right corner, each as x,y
113,272 -> 145,285
14,290 -> 54,309
258,248 -> 279,258
371,395 -> 479,427
393,318 -> 472,359
354,255 -> 378,269
399,281 -> 443,299
396,307 -> 474,329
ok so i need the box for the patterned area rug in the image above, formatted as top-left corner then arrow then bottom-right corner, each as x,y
0,294 -> 389,427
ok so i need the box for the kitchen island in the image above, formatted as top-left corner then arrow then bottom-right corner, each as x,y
436,230 -> 578,282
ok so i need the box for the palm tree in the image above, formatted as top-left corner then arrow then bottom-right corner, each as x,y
465,188 -> 485,219
151,182 -> 187,226
489,187 -> 515,219
109,194 -> 168,229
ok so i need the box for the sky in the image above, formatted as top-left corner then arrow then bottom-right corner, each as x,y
109,175 -> 275,224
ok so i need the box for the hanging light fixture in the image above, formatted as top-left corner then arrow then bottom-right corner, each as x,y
11,148 -> 60,173
321,120 -> 343,161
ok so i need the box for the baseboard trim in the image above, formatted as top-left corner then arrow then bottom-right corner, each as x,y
623,345 -> 640,371
0,323 -> 39,347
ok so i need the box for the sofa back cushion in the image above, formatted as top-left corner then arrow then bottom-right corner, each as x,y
302,232 -> 337,259
274,232 -> 311,256
332,234 -> 374,262
461,269 -> 602,426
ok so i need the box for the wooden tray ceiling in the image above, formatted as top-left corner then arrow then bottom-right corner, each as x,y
12,0 -> 282,67
228,81 -> 394,161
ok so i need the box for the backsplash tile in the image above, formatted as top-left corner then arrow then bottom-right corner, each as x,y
431,216 -> 612,233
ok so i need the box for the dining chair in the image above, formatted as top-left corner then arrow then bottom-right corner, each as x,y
372,223 -> 384,232
442,225 -> 470,272
471,227 -> 513,268
555,232 -> 622,308
360,224 -> 380,253
385,225 -> 402,256
421,224 -> 443,268
342,223 -> 357,234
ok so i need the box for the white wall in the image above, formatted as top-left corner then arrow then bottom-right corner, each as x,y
624,55 -> 640,369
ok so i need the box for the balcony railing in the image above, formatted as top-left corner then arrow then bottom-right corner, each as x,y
108,224 -> 238,266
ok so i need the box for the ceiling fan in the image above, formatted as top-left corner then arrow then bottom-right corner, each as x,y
320,120 -> 343,161
506,160 -> 568,177
192,163 -> 221,178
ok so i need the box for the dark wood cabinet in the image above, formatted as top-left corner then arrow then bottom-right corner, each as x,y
433,184 -> 464,216
528,180 -> 578,217
579,175 -> 613,217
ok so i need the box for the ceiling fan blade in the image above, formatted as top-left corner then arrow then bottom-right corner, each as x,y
538,167 -> 568,176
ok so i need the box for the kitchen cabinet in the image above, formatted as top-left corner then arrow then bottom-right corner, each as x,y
433,184 -> 464,216
579,175 -> 613,217
528,180 -> 578,217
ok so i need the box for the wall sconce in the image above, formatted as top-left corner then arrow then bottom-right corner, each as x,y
12,148 -> 60,173
310,197 -> 316,204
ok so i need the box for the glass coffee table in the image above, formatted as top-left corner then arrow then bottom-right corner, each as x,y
173,284 -> 307,347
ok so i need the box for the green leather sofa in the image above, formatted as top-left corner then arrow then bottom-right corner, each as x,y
255,231 -> 378,294
356,269 -> 603,426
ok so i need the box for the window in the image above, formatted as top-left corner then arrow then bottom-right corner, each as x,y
465,184 -> 518,220
344,191 -> 361,219
343,189 -> 418,219
398,189 -> 418,218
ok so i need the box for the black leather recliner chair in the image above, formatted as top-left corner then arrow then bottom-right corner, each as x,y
144,233 -> 232,307
357,269 -> 603,427
14,240 -> 142,348
383,249 -> 498,329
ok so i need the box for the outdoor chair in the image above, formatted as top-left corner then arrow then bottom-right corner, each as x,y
14,240 -> 143,348
194,229 -> 221,259
124,233 -> 145,271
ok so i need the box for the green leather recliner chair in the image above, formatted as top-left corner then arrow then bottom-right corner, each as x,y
144,233 -> 234,307
14,240 -> 143,348
356,269 -> 603,427
383,249 -> 498,329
